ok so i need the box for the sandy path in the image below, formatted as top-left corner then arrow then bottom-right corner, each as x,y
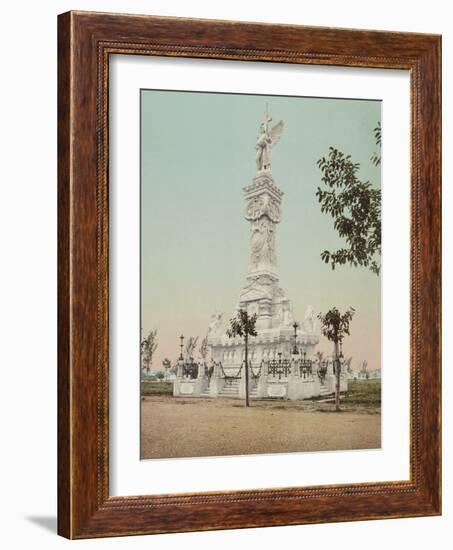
141,396 -> 381,459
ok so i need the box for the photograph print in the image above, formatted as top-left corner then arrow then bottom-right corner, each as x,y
140,89 -> 381,460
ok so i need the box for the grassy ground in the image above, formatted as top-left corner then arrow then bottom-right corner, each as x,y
341,380 -> 381,406
141,379 -> 173,396
139,379 -> 381,405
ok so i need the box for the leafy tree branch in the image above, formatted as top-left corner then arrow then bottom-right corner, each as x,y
316,127 -> 381,275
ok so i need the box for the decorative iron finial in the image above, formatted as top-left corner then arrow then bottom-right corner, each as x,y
179,334 -> 184,361
292,321 -> 299,355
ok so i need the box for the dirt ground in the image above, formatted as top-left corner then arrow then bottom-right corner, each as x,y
141,396 -> 381,459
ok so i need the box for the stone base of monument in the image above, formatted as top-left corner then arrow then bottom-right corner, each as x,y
173,361 -> 349,401
286,376 -> 320,400
173,376 -> 208,398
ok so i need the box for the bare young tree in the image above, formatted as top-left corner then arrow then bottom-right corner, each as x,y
361,360 -> 369,379
141,329 -> 158,374
199,336 -> 209,363
344,356 -> 353,374
226,309 -> 257,408
185,336 -> 199,360
318,307 -> 355,411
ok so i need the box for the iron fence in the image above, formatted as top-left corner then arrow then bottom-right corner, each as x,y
267,359 -> 291,379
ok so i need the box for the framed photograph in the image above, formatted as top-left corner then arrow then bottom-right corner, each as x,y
58,11 -> 441,538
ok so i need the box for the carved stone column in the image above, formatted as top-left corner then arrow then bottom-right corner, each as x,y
244,173 -> 283,279
239,173 -> 284,330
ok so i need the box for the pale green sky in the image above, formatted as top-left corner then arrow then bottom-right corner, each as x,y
141,90 -> 381,372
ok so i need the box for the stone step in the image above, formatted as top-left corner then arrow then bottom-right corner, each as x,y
317,394 -> 346,403
198,379 -> 259,398
219,388 -> 259,394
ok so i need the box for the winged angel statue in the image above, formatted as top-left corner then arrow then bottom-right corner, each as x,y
255,109 -> 284,172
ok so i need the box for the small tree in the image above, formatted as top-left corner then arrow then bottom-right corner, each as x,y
199,336 -> 209,363
226,309 -> 257,407
318,307 -> 355,411
344,356 -> 353,374
185,336 -> 199,361
361,360 -> 369,379
141,329 -> 158,375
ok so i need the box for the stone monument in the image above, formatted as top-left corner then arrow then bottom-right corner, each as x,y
173,108 -> 349,400
207,108 -> 319,373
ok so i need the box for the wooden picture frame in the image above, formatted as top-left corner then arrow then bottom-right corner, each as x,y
58,10 -> 441,539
